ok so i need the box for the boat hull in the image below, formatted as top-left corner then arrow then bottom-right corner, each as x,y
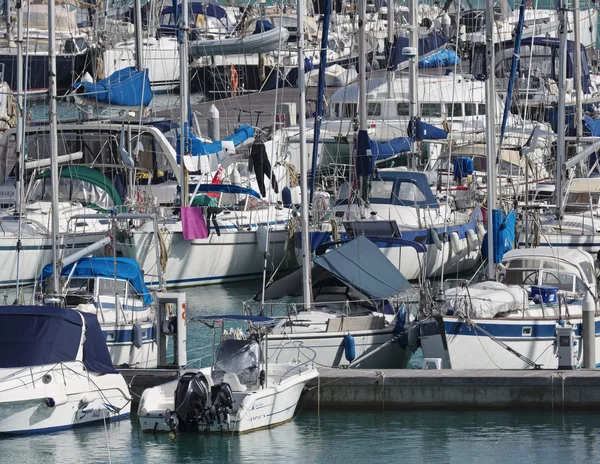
118,227 -> 290,288
266,328 -> 412,369
0,232 -> 110,288
419,316 -> 600,369
138,365 -> 318,433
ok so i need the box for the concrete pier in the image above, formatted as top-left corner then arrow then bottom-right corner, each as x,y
302,368 -> 600,411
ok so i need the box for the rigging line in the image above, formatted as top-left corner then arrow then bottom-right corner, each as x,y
260,0 -> 286,306
438,0 -> 463,288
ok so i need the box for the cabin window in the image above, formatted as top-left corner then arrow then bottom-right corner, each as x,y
464,103 -> 477,116
397,103 -> 410,116
367,102 -> 381,116
421,103 -> 442,117
331,103 -> 339,117
396,181 -> 427,204
370,180 -> 394,201
478,104 -> 486,115
579,261 -> 594,285
66,278 -> 94,294
540,271 -> 577,293
98,278 -> 127,297
446,103 -> 463,117
342,103 -> 357,118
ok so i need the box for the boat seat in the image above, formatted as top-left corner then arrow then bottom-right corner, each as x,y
223,372 -> 247,392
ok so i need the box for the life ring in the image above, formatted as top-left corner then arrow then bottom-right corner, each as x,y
230,64 -> 239,97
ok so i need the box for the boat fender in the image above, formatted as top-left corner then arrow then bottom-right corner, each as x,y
46,394 -> 68,408
394,303 -> 407,334
282,186 -> 292,208
476,223 -> 486,243
449,231 -> 461,255
344,333 -> 356,362
430,229 -> 443,251
257,225 -> 269,256
259,369 -> 266,388
133,323 -> 143,349
466,228 -> 478,252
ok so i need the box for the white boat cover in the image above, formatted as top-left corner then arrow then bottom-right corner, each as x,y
442,281 -> 527,318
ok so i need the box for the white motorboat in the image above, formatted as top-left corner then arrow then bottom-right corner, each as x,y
0,305 -> 131,434
252,236 -> 416,369
419,248 -> 600,369
37,257 -> 158,368
138,317 -> 318,434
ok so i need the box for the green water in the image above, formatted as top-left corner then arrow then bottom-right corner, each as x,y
3,282 -> 600,463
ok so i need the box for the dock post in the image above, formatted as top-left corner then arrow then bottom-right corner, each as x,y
583,293 -> 596,368
208,104 -> 220,141
156,293 -> 188,367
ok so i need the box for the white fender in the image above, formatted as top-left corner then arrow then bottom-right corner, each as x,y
257,225 -> 269,255
466,228 -> 479,252
476,223 -> 486,243
449,231 -> 461,255
430,229 -> 443,251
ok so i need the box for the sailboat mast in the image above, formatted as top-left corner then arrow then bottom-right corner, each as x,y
134,0 -> 145,71
14,0 -> 24,297
556,0 -> 567,215
484,0 -> 497,279
386,0 -> 394,99
180,0 -> 190,207
297,0 -> 313,306
358,0 -> 366,133
574,0 -> 583,140
48,0 -> 61,294
408,0 -> 418,154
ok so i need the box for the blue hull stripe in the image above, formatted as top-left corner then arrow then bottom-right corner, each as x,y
444,319 -> 600,338
1,412 -> 130,435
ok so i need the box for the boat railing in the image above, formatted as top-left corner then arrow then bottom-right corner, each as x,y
243,296 -> 419,319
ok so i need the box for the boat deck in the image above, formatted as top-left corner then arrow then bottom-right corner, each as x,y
154,86 -> 339,137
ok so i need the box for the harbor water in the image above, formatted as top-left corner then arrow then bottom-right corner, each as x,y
2,282 -> 600,463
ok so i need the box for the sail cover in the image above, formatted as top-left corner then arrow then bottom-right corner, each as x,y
73,67 -> 153,107
255,236 -> 411,300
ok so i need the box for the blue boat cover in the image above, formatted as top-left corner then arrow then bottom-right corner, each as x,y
41,257 -> 153,306
482,209 -> 517,264
162,2 -> 228,20
356,130 -> 412,177
418,49 -> 460,68
253,19 -> 274,34
73,67 -> 153,107
0,306 -> 117,374
377,170 -> 439,209
408,117 -> 448,141
584,115 -> 600,137
392,34 -> 448,70
256,235 -> 411,300
188,183 -> 262,198
176,123 -> 255,161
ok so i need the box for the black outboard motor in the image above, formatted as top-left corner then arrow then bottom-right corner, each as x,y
166,372 -> 210,434
209,382 -> 234,425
